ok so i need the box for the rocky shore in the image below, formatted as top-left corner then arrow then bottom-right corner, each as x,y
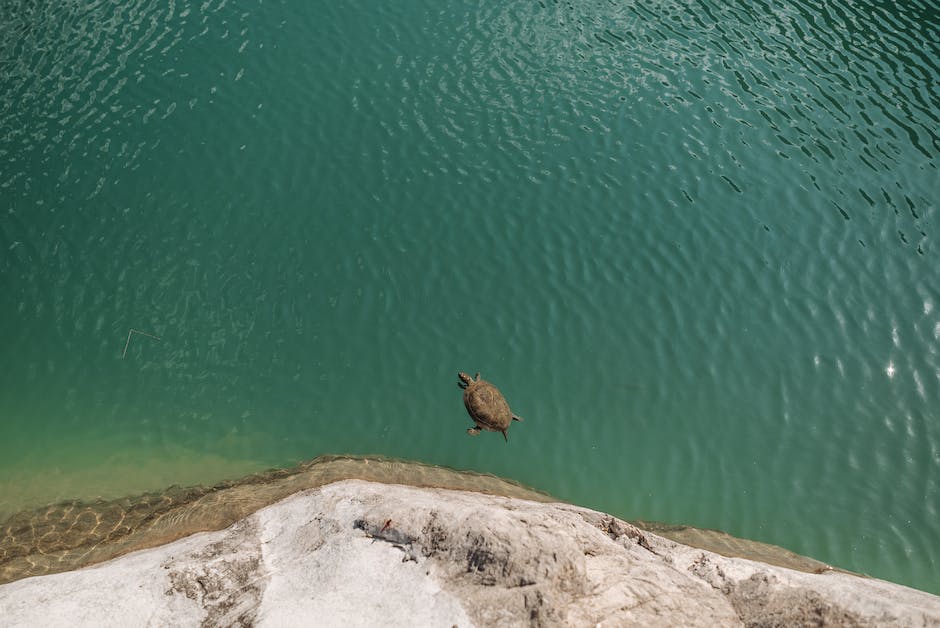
1,477 -> 938,627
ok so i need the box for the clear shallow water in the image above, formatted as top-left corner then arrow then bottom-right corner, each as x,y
1,0 -> 938,594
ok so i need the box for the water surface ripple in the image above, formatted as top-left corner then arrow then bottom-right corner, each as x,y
1,0 -> 938,594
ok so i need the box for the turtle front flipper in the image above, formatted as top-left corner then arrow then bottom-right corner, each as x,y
501,429 -> 508,442
467,427 -> 481,436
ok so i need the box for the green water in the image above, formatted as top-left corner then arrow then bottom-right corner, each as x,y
1,0 -> 938,593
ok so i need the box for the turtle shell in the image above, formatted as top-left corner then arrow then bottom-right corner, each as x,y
463,379 -> 513,432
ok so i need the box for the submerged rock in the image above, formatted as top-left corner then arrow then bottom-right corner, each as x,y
0,479 -> 937,627
0,454 -> 556,585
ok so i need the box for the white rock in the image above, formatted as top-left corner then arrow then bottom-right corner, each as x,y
0,479 -> 938,627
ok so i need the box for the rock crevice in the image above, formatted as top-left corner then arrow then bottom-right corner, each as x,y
1,480 -> 938,627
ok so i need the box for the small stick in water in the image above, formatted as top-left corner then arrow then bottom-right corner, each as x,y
122,328 -> 161,358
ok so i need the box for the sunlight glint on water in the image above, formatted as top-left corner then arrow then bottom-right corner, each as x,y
0,0 -> 937,594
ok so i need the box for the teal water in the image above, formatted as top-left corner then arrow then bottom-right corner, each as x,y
1,0 -> 938,593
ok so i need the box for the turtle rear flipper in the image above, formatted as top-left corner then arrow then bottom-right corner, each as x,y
467,427 -> 481,436
512,414 -> 523,422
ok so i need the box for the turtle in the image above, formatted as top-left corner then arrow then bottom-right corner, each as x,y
457,371 -> 523,442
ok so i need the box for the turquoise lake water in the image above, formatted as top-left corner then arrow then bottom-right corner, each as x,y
1,0 -> 938,593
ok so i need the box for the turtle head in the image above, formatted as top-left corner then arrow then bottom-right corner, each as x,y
457,372 -> 474,389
